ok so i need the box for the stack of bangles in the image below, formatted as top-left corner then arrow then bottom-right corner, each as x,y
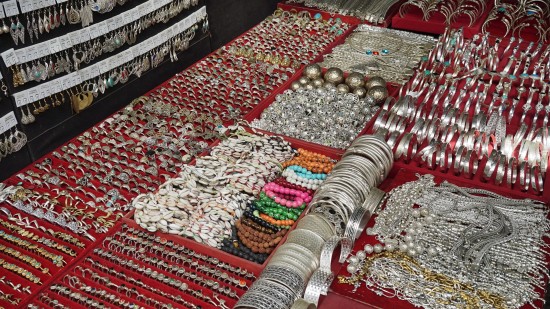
222,149 -> 335,263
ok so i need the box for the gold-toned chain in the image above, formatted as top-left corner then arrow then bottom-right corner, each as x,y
338,251 -> 506,309
0,230 -> 65,267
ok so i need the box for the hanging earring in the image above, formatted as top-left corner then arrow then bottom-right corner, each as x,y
3,131 -> 13,155
81,0 -> 93,27
27,105 -> 35,123
60,4 -> 67,26
20,107 -> 30,125
12,127 -> 27,152
25,13 -> 33,44
43,9 -> 50,33
67,3 -> 81,24
1,79 -> 8,96
17,17 -> 25,44
1,19 -> 9,34
47,56 -> 56,78
9,18 -> 19,45
32,102 -> 39,115
31,12 -> 39,40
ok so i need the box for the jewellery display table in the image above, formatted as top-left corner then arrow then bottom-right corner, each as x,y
0,1 -> 549,309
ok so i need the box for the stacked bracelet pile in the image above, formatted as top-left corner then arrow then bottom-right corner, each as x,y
237,135 -> 392,308
222,148 -> 334,262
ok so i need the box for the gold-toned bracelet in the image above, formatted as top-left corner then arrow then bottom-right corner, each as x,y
0,218 -> 78,257
0,230 -> 65,267
0,259 -> 42,285
0,245 -> 52,276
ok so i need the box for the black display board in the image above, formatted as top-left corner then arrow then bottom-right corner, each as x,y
0,0 -> 279,181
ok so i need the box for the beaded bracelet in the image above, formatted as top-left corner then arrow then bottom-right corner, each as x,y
273,177 -> 314,195
286,165 -> 327,180
263,182 -> 311,207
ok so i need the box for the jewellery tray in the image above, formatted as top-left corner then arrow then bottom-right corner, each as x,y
391,0 -> 495,39
327,168 -> 550,309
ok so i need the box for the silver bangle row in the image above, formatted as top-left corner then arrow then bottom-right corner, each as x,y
242,135 -> 393,308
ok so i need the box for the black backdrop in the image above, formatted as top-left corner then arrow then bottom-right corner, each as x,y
0,0 -> 279,181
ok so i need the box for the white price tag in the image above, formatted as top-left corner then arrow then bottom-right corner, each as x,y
25,45 -> 39,62
0,5 -> 5,18
199,6 -> 207,17
49,37 -> 63,53
52,79 -> 62,93
79,28 -> 91,42
109,57 -> 120,70
152,0 -> 162,10
98,60 -> 110,74
96,22 -> 109,36
153,34 -> 164,47
4,112 -> 18,130
130,46 -> 140,58
142,39 -> 154,52
120,49 -> 133,63
1,49 -> 19,67
37,83 -> 49,99
36,0 -> 46,9
36,42 -> 50,59
78,68 -> 89,82
129,7 -> 139,20
165,28 -> 174,39
121,11 -> 132,25
56,0 -> 68,3
145,1 -> 155,14
59,35 -> 73,50
3,1 -> 19,17
16,48 -> 29,64
68,31 -> 82,45
70,72 -> 81,87
13,91 -> 30,108
27,88 -> 40,102
88,23 -> 102,39
106,18 -> 117,32
18,0 -> 35,13
59,75 -> 71,90
88,64 -> 100,79
113,15 -> 124,29
44,0 -> 56,6
137,4 -> 148,16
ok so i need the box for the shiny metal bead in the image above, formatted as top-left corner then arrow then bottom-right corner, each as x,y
365,76 -> 387,89
312,78 -> 324,88
336,84 -> 350,94
323,82 -> 337,90
323,67 -> 344,84
298,76 -> 311,86
304,64 -> 323,80
345,72 -> 365,89
367,86 -> 388,104
291,81 -> 302,91
353,87 -> 367,98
